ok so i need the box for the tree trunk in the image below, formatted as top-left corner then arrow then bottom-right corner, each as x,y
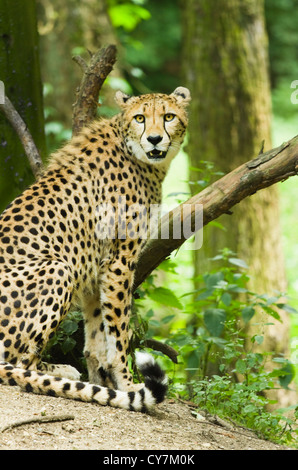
0,0 -> 46,213
38,0 -> 123,131
181,0 -> 294,407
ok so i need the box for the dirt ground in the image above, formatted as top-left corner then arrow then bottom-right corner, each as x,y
0,383 -> 293,451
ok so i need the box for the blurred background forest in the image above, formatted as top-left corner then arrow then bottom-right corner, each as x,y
0,0 -> 298,443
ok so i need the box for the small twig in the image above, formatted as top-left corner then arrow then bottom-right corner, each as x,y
247,141 -> 290,169
0,414 -> 75,433
72,55 -> 88,73
0,95 -> 44,178
258,139 -> 265,155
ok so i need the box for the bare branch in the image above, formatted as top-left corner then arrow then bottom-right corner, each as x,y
72,55 -> 88,73
0,95 -> 43,178
72,44 -> 117,135
0,414 -> 74,433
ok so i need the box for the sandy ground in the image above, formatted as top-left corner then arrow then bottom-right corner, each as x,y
0,383 -> 293,451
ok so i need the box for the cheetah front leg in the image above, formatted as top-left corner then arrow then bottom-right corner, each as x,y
83,265 -> 141,391
83,293 -> 114,388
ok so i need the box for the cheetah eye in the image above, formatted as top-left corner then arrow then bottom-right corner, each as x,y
164,113 -> 175,122
134,114 -> 145,123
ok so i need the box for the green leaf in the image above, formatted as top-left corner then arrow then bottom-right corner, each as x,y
262,306 -> 281,321
61,320 -> 78,335
195,288 -> 214,301
210,254 -> 224,261
145,309 -> 154,319
241,306 -> 255,323
203,272 -> 224,289
243,404 -> 256,414
277,303 -> 298,314
228,286 -> 248,293
228,257 -> 249,269
148,287 -> 183,309
187,349 -> 201,371
278,362 -> 295,389
203,308 -> 226,337
235,359 -> 246,374
158,259 -> 178,273
251,334 -> 264,345
161,314 -> 176,324
221,292 -> 232,306
108,4 -> 151,31
61,337 -> 76,354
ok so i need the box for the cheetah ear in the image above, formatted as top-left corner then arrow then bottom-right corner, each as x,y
171,87 -> 191,106
115,90 -> 132,109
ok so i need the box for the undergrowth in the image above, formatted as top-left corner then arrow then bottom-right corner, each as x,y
134,249 -> 298,446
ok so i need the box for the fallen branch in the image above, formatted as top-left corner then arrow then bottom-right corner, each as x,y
0,95 -> 43,178
0,414 -> 75,433
72,44 -> 117,135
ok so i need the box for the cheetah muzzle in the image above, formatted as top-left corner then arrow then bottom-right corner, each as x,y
0,86 -> 190,411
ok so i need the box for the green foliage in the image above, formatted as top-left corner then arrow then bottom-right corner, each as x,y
190,373 -> 297,444
147,287 -> 183,310
265,0 -> 298,89
43,82 -> 72,153
42,311 -> 87,379
189,160 -> 225,193
107,0 -> 182,93
108,1 -> 151,31
134,249 -> 298,445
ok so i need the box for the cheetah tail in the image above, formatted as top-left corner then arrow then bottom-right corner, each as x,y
0,355 -> 167,412
135,351 -> 168,404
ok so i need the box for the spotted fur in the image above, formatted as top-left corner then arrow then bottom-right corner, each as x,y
0,87 -> 190,411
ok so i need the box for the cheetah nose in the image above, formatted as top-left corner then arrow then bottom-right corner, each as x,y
147,135 -> 162,145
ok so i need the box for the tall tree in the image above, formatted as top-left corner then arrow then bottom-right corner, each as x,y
37,0 -> 122,134
0,0 -> 46,213
182,0 -> 294,406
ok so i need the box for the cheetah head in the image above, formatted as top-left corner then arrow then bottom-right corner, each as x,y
115,87 -> 191,166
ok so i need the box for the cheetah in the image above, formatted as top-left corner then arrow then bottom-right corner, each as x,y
0,86 -> 190,411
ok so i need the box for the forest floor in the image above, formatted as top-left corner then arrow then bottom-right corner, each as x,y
0,384 -> 294,451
